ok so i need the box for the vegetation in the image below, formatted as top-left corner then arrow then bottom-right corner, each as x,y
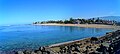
116,22 -> 120,26
33,17 -> 118,25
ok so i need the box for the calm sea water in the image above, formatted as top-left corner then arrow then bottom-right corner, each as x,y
0,25 -> 113,51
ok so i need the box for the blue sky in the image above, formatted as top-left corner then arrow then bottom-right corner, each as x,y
0,0 -> 120,25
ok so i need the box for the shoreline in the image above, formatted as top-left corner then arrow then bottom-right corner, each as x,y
48,35 -> 105,48
5,24 -> 119,54
33,23 -> 119,48
49,30 -> 120,54
34,24 -> 120,29
49,38 -> 90,47
48,34 -> 108,48
33,24 -> 120,47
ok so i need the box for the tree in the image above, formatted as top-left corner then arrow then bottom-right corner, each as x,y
64,20 -> 70,24
69,18 -> 74,24
33,22 -> 38,24
95,18 -> 100,22
81,19 -> 86,24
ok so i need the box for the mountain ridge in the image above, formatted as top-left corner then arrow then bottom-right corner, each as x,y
92,16 -> 120,22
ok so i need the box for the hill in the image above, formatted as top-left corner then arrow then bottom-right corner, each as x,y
93,16 -> 120,22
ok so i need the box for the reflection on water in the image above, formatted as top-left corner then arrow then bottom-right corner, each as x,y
0,25 -> 113,51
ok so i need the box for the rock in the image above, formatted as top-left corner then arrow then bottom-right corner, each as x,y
34,50 -> 39,53
39,47 -> 45,51
90,37 -> 98,41
17,51 -> 24,54
42,52 -> 47,54
31,51 -> 36,54
23,50 -> 31,54
36,51 -> 42,54
39,47 -> 42,51
46,51 -> 50,54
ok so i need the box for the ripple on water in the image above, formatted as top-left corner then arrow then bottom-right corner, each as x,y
0,25 -> 113,51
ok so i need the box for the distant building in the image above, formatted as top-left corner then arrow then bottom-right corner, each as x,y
74,19 -> 81,24
76,20 -> 81,24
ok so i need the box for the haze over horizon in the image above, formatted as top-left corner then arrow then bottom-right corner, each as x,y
0,0 -> 120,25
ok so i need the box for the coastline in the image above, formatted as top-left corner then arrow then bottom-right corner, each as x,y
34,24 -> 120,29
49,38 -> 90,47
48,35 -> 106,48
33,24 -> 120,47
49,30 -> 120,54
49,34 -> 107,48
8,24 -> 120,54
35,24 -> 120,53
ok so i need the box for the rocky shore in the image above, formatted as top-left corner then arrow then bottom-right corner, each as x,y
49,30 -> 120,54
1,30 -> 120,54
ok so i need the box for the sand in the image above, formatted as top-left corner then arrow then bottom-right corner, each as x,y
34,23 -> 120,29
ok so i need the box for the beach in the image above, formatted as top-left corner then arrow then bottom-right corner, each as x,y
34,24 -> 120,29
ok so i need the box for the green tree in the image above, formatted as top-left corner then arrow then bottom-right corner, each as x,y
64,20 -> 70,24
69,18 -> 74,24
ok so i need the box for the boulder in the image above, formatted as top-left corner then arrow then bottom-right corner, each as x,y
17,51 -> 24,54
36,51 -> 42,54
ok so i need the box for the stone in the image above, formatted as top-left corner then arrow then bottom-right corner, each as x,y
36,51 -> 42,54
23,50 -> 31,54
17,51 -> 24,54
31,51 -> 36,54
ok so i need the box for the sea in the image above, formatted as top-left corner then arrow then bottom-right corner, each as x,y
0,24 -> 113,52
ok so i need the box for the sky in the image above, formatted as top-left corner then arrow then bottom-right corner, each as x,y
0,0 -> 120,25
